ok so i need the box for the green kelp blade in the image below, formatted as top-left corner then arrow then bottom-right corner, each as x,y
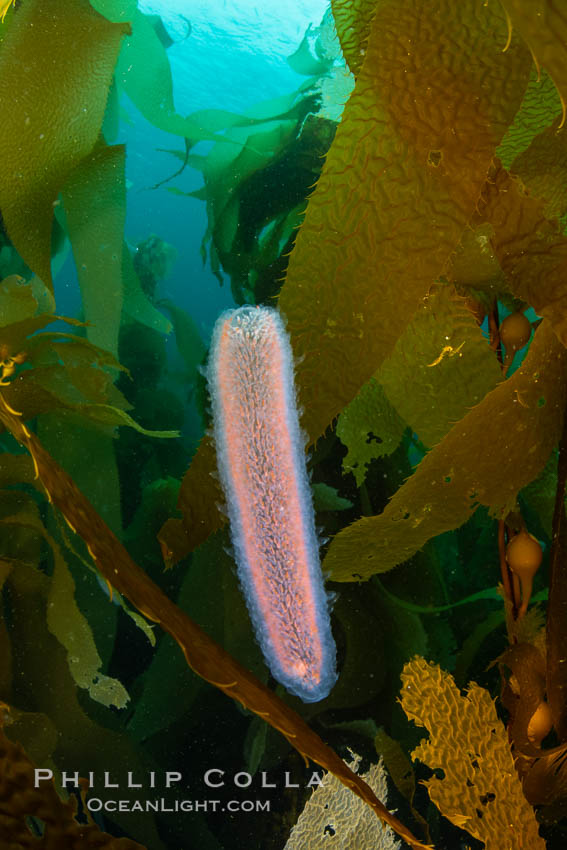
378,285 -> 503,448
497,68 -> 562,169
122,245 -> 172,334
127,535 -> 229,743
325,320 -> 567,581
312,482 -> 354,512
0,275 -> 39,325
158,435 -> 222,565
114,10 -> 234,142
43,526 -> 130,709
61,134 -> 169,341
0,454 -> 37,489
115,10 -> 197,138
278,0 -> 531,445
24,331 -> 125,374
202,119 -> 299,256
170,0 -> 531,561
0,496 -> 129,709
510,118 -> 567,219
158,299 -> 206,386
478,165 -> 567,344
337,377 -> 406,486
331,0 -> 377,76
77,404 -> 179,438
127,532 -> 265,744
0,315 -> 84,362
184,91 -> 312,134
499,0 -> 567,127
62,145 -> 126,357
340,281 -> 502,484
0,0 -> 128,289
89,0 -> 137,22
7,563 -> 162,850
287,29 -> 333,77
0,395 -> 430,850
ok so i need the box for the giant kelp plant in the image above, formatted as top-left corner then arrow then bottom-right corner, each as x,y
1,0 -> 567,848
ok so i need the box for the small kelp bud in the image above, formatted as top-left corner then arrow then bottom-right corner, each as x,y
506,529 -> 543,618
527,701 -> 553,746
500,312 -> 532,374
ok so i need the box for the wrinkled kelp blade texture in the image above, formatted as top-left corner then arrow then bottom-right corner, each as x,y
338,285 -> 503,485
325,321 -> 567,581
0,395 -> 430,850
479,165 -> 567,345
0,0 -> 128,288
400,657 -> 546,849
497,69 -> 562,170
278,0 -> 530,443
331,0 -> 377,76
170,0 -> 531,559
499,0 -> 567,123
378,285 -> 503,448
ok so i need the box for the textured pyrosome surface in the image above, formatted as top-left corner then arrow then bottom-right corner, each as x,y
208,306 -> 336,702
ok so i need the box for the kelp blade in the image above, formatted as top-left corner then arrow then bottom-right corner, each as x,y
171,0 -> 532,559
0,0 -> 128,288
0,393 -> 430,850
325,321 -> 567,581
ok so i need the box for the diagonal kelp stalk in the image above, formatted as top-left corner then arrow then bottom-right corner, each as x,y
0,392 -> 431,850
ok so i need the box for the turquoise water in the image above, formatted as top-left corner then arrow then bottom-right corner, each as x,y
56,0 -> 331,386
139,0 -> 331,113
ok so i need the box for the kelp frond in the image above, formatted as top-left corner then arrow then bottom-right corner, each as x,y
400,656 -> 545,849
0,390 -> 431,850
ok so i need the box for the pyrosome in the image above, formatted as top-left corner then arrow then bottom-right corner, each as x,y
207,306 -> 337,703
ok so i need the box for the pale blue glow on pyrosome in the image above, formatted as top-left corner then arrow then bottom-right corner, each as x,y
208,306 -> 336,702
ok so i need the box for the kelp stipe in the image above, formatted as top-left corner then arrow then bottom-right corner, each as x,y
0,391 -> 430,850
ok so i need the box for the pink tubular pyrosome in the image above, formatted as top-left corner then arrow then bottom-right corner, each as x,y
208,306 -> 336,702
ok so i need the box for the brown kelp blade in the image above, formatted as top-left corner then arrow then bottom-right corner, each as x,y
0,392 -> 431,850
162,0 -> 532,562
0,709 -> 144,850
